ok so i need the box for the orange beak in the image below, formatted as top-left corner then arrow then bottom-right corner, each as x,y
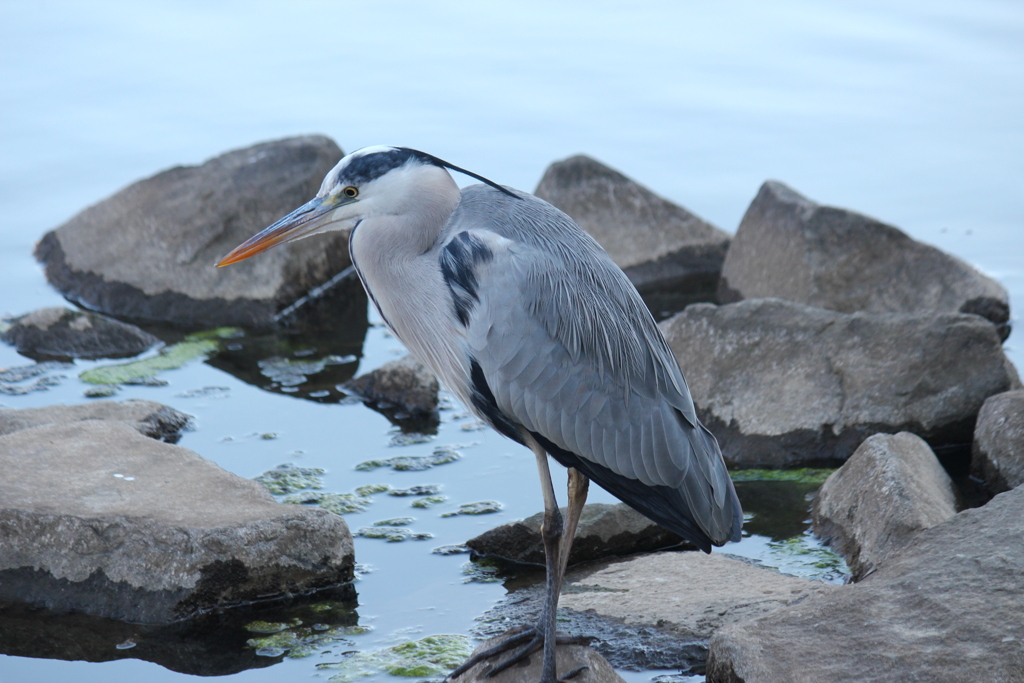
217,196 -> 334,267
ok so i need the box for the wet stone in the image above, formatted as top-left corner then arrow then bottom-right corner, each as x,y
0,361 -> 71,395
0,420 -> 354,623
1,306 -> 160,361
34,136 -> 354,331
0,399 -> 192,444
451,632 -> 627,683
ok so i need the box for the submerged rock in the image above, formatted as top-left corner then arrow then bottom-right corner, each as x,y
343,354 -> 440,432
812,432 -> 958,581
659,298 -> 1016,467
466,502 -> 690,567
534,155 -> 729,306
0,420 -> 353,623
719,181 -> 1011,339
971,390 -> 1024,494
449,631 -> 625,683
473,551 -> 833,674
34,136 -> 362,331
707,485 -> 1024,683
0,399 -> 191,443
1,306 -> 159,361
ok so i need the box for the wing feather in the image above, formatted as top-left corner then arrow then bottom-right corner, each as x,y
439,185 -> 740,547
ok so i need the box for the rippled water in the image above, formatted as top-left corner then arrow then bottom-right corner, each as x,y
1,2 -> 1021,682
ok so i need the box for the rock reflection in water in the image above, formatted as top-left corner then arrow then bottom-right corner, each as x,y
0,585 -> 357,676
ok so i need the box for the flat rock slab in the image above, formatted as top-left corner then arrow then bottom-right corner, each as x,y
719,181 -> 1010,339
708,485 -> 1024,683
659,298 -> 1017,467
812,432 -> 958,581
0,398 -> 191,443
466,502 -> 691,567
35,136 -> 362,331
534,155 -> 729,298
344,354 -> 439,432
473,551 -> 833,673
971,390 -> 1024,494
450,631 -> 625,683
1,306 -> 159,361
0,420 -> 353,623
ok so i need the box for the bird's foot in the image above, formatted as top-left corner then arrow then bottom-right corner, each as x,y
446,625 -> 590,681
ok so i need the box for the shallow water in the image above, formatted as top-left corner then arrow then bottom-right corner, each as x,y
1,2 -> 1022,681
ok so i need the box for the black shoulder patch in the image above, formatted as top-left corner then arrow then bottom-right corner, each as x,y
469,358 -> 523,445
439,232 -> 494,326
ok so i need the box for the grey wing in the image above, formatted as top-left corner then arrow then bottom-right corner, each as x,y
441,187 -> 741,549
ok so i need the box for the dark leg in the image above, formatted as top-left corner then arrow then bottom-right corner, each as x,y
448,437 -> 590,683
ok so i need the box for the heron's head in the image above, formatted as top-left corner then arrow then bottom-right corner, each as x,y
217,146 -> 461,266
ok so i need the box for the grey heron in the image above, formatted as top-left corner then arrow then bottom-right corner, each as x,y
218,146 -> 742,682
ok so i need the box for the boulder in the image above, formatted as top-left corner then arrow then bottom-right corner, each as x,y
343,354 -> 439,431
812,432 -> 958,581
466,502 -> 690,567
473,551 -> 834,674
719,181 -> 1011,339
707,485 -> 1024,683
1,306 -> 159,361
0,419 -> 353,623
971,390 -> 1024,493
0,398 -> 191,443
34,136 -> 363,331
450,632 -> 625,683
534,155 -> 729,306
659,298 -> 1017,467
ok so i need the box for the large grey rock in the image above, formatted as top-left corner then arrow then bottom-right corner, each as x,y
707,485 -> 1024,683
473,551 -> 834,674
344,354 -> 439,431
34,136 -> 362,331
0,420 -> 353,623
659,298 -> 1017,467
812,432 -> 958,581
0,399 -> 191,443
534,155 -> 730,300
466,502 -> 691,567
719,181 -> 1011,339
450,632 -> 625,683
971,390 -> 1024,493
1,306 -> 159,361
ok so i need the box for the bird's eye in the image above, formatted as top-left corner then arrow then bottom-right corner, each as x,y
343,186 -> 359,198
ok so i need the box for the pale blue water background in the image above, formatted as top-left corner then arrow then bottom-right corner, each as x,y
0,2 -> 1022,682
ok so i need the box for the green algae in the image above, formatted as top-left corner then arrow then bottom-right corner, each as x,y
389,484 -> 442,497
323,634 -> 473,681
255,463 -> 325,495
411,495 -> 447,509
729,468 -> 835,485
285,491 -> 373,515
763,533 -> 850,583
84,385 -> 118,398
356,526 -> 433,542
80,338 -> 217,385
461,560 -> 503,584
373,517 -> 415,527
244,618 -> 302,634
441,501 -> 502,517
354,483 -> 391,496
355,445 -> 462,472
247,622 -> 371,659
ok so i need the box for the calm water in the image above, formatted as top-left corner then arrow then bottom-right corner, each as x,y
1,2 -> 1022,682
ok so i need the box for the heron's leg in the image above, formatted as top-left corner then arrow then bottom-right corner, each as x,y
448,436 -> 587,683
